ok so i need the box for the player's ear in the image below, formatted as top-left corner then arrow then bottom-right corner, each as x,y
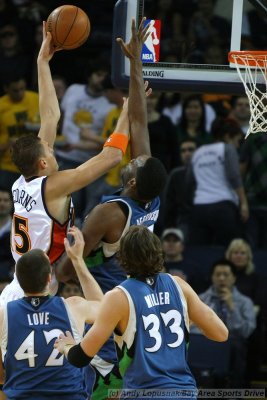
128,178 -> 136,188
38,157 -> 47,170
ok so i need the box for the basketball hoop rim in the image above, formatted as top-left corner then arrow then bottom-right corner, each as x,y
228,51 -> 267,67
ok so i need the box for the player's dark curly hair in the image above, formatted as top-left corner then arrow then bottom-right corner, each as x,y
11,135 -> 44,177
136,157 -> 167,200
16,249 -> 51,293
118,225 -> 164,278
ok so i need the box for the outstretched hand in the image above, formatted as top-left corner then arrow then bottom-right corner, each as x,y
144,80 -> 152,98
37,21 -> 62,62
116,17 -> 150,59
64,226 -> 85,261
54,331 -> 76,354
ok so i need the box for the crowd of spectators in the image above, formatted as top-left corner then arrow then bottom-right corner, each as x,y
0,0 -> 267,388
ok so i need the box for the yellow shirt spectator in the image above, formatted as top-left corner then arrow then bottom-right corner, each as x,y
101,107 -> 131,188
0,85 -> 39,173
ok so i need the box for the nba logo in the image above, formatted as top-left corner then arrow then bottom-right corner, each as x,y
141,19 -> 161,63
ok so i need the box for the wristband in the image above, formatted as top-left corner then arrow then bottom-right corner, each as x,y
67,343 -> 93,368
104,132 -> 128,155
63,343 -> 75,357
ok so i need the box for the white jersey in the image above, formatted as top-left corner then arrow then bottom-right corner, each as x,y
11,175 -> 74,264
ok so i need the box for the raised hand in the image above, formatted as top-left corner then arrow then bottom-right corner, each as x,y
54,331 -> 76,354
64,226 -> 85,262
144,80 -> 152,98
116,17 -> 151,60
37,21 -> 62,63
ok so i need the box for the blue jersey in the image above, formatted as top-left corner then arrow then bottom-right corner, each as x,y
83,194 -> 161,398
85,194 -> 160,293
117,273 -> 197,393
2,296 -> 86,400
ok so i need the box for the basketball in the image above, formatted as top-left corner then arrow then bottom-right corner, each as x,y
46,5 -> 90,50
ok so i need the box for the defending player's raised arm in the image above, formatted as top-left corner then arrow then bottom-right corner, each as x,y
46,98 -> 129,199
37,22 -> 61,148
174,276 -> 229,342
117,17 -> 151,157
56,202 -> 126,283
64,226 -> 103,301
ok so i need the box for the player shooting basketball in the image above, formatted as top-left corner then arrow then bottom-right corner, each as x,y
0,21 -> 130,306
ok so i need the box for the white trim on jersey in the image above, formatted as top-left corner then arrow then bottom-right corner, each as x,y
115,285 -> 136,351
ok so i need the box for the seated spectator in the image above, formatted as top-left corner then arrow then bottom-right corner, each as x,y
0,187 -> 14,279
56,62 -> 113,220
145,0 -> 184,59
228,96 -> 250,136
0,22 -> 32,93
0,73 -> 39,190
162,92 -> 216,133
194,259 -> 256,387
189,118 -> 248,246
163,138 -> 197,239
225,238 -> 264,308
187,0 -> 231,58
176,94 -> 210,146
161,228 -> 205,293
225,238 -> 267,380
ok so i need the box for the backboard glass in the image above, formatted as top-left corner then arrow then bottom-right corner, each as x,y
112,0 -> 267,93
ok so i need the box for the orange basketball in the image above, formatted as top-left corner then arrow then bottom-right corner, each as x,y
46,5 -> 90,50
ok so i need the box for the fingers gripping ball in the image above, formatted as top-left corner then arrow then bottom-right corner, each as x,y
46,5 -> 90,50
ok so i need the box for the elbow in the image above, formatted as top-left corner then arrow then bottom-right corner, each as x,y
48,103 -> 61,122
52,109 -> 61,123
112,149 -> 123,165
114,152 -> 123,166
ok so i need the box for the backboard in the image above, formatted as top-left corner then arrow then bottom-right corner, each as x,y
112,0 -> 267,93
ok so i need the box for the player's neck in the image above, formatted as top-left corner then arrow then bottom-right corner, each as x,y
25,293 -> 49,297
25,287 -> 50,297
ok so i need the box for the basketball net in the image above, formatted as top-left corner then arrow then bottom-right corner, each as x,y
229,51 -> 267,138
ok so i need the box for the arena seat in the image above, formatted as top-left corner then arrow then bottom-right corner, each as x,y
187,333 -> 230,387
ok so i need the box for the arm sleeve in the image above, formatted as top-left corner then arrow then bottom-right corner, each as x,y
224,143 -> 243,189
67,343 -> 93,368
